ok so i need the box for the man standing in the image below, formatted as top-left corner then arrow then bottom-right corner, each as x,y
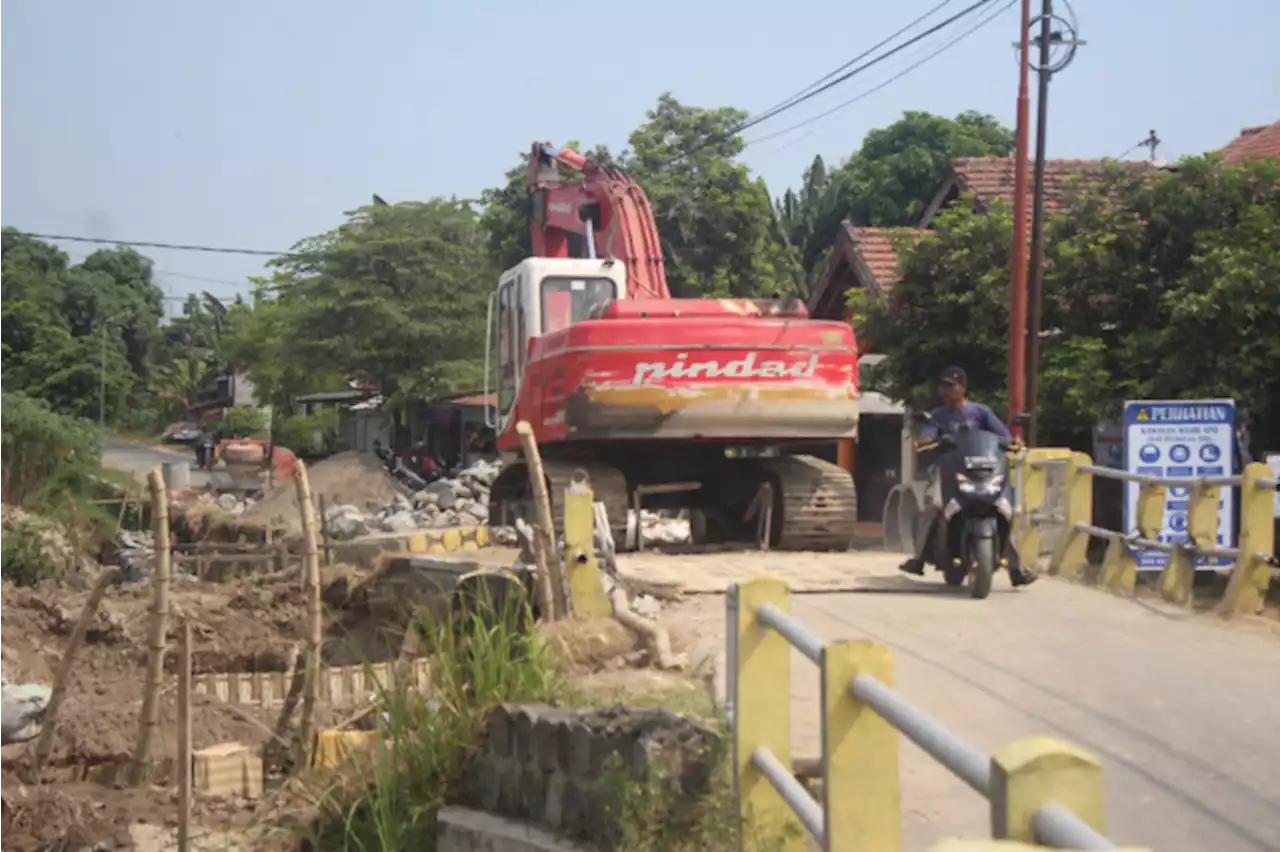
899,367 -> 1033,585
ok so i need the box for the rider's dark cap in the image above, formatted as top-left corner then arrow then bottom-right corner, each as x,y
939,366 -> 967,387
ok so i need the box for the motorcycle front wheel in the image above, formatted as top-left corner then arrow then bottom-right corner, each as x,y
969,537 -> 994,600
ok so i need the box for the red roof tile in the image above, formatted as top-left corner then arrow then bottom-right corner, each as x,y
948,156 -> 1153,215
807,223 -> 925,320
848,226 -> 924,294
1221,121 -> 1280,164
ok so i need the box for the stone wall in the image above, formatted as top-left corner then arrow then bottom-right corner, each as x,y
461,704 -> 721,849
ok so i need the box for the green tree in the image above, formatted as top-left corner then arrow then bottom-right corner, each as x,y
235,199 -> 495,411
622,94 -> 798,298
792,111 -> 1013,278
480,95 -> 798,299
861,155 -> 1280,451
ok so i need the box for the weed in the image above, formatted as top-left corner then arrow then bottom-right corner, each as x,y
307,589 -> 564,850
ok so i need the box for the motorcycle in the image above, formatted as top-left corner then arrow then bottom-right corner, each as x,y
919,429 -> 1017,599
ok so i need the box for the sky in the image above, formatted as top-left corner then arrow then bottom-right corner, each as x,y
3,0 -> 1277,313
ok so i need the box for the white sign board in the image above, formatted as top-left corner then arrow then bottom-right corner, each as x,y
1267,453 -> 1280,518
1124,400 -> 1236,570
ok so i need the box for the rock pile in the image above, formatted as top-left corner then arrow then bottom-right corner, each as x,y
323,458 -> 506,539
638,510 -> 692,546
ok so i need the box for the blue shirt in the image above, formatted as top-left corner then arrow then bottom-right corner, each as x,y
920,402 -> 1011,441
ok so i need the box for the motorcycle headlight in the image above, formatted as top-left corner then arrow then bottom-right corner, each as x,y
989,474 -> 1005,488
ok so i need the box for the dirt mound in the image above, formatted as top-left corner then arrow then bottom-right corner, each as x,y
237,452 -> 405,535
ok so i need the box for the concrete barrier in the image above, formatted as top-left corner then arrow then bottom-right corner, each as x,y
329,525 -> 498,569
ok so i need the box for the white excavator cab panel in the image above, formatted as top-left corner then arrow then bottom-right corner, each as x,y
484,258 -> 627,429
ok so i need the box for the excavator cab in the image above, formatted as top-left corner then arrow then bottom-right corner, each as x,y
484,257 -> 627,432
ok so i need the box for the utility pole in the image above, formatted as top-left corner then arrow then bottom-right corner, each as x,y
1007,0 -> 1033,439
1023,0 -> 1082,446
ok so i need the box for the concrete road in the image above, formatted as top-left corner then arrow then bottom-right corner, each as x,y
102,438 -> 210,488
674,557 -> 1280,851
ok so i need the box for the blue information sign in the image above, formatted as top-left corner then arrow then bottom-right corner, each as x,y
1123,400 -> 1236,569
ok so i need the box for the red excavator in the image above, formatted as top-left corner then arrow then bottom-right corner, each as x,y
484,143 -> 861,550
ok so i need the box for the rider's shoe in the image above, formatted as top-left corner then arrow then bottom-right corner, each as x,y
1010,567 -> 1038,587
899,558 -> 926,576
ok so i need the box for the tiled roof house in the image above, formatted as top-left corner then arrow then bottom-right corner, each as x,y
809,157 -> 1156,322
1220,121 -> 1280,164
807,223 -> 925,323
917,157 -> 1154,227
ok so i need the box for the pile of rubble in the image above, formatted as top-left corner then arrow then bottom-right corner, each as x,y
323,458 -> 504,539
638,509 -> 692,546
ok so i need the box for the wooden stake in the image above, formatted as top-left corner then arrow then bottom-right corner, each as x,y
29,568 -> 120,778
131,468 -> 173,785
178,617 -> 192,852
515,421 -> 565,620
115,490 -> 132,533
292,460 -> 323,758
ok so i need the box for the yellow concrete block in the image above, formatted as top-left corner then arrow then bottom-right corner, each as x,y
1136,481 -> 1167,541
562,483 -> 611,618
734,576 -> 804,852
822,639 -> 901,852
1050,452 -> 1093,581
408,533 -> 427,553
310,730 -> 381,770
990,737 -> 1104,842
1220,462 -> 1277,617
928,843 -> 1149,852
1100,536 -> 1137,596
442,528 -> 463,551
193,741 -> 263,797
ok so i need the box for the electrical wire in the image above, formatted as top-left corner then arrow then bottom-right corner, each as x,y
744,0 -> 1018,154
8,230 -> 301,258
668,0 -> 999,165
744,0 -> 957,130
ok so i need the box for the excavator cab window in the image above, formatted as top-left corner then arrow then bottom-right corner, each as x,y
540,277 -> 615,333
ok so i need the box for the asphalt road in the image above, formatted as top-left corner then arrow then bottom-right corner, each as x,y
677,557 -> 1280,850
102,438 -> 210,488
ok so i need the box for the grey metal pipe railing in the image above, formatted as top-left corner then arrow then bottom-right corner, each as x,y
1030,457 -> 1069,469
756,603 -> 824,664
751,748 -> 826,843
1031,803 -> 1116,849
850,673 -> 990,795
1079,464 -> 1243,489
1259,477 -> 1278,491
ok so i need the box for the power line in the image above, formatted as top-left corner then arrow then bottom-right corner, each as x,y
744,0 -> 957,129
744,0 -> 1018,153
10,230 -> 301,258
668,0 -> 998,165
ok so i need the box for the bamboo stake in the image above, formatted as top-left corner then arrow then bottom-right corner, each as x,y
515,421 -> 565,620
177,618 -> 192,852
29,568 -> 120,778
130,468 -> 172,785
115,490 -> 132,533
292,460 -> 323,759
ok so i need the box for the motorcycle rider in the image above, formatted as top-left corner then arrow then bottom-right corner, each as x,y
898,366 -> 1035,586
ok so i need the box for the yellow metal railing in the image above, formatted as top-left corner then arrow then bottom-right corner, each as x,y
1011,450 -> 1277,614
726,575 -> 1147,851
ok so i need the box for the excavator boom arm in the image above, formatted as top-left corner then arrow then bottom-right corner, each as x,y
527,143 -> 670,300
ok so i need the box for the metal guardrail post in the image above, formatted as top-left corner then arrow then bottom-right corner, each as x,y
1219,462 -> 1278,617
990,737 -> 1108,847
724,583 -> 738,730
731,576 -> 805,851
1050,452 -> 1094,580
822,640 -> 901,852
